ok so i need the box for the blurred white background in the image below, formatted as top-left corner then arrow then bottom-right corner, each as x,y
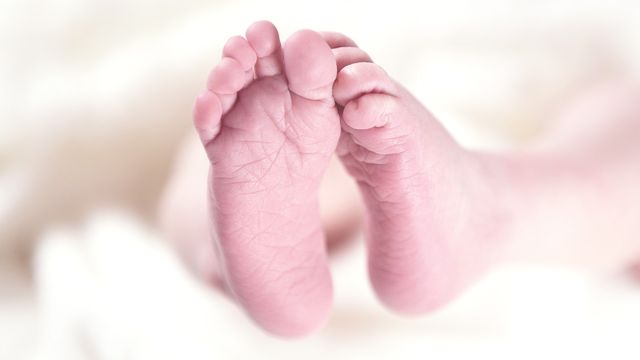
1,0 -> 640,359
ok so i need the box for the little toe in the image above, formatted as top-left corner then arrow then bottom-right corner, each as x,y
333,62 -> 398,106
283,29 -> 337,100
246,21 -> 283,78
193,90 -> 222,145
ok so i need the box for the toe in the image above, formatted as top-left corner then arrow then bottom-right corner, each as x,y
333,46 -> 372,72
319,31 -> 358,48
223,36 -> 257,87
283,29 -> 337,100
333,62 -> 397,106
207,57 -> 245,94
342,93 -> 397,131
246,20 -> 283,78
193,91 -> 222,145
223,36 -> 257,71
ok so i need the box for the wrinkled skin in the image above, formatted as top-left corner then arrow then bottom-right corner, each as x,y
165,20 -> 640,338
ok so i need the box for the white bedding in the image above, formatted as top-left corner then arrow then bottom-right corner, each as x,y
1,0 -> 640,358
21,213 -> 640,360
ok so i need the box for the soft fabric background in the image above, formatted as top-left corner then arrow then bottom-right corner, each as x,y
1,0 -> 640,359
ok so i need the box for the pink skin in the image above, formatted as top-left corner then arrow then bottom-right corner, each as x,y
333,61 -> 640,312
497,80 -> 640,269
158,135 -> 361,289
193,22 -> 342,337
630,261 -> 640,281
333,58 -> 506,312
176,21 -> 640,337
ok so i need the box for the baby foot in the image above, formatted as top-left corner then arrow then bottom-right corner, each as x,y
333,48 -> 507,313
192,22 -> 340,337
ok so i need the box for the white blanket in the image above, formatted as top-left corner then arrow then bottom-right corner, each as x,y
1,0 -> 640,358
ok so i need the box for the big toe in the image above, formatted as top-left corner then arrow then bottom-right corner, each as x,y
283,30 -> 337,100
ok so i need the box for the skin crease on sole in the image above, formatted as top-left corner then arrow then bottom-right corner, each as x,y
327,38 -> 640,313
194,21 -> 507,333
193,21 -> 344,337
332,56 -> 507,314
156,134 -> 362,291
188,22 -> 640,337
